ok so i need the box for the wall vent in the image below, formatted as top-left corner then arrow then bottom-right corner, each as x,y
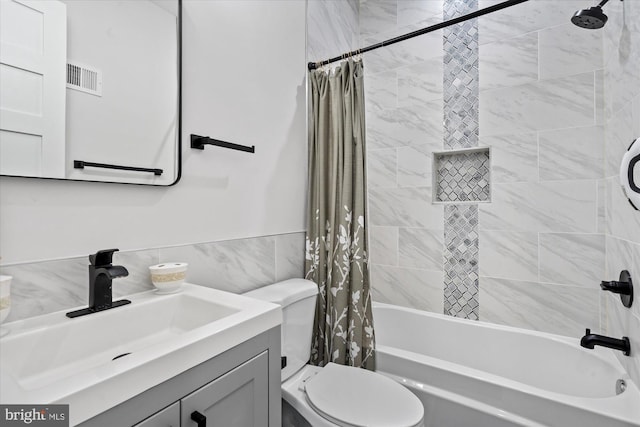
66,62 -> 102,96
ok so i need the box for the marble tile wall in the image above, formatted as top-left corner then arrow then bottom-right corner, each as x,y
360,0 -> 613,338
600,0 -> 640,386
307,0 -> 359,64
475,0 -> 609,338
0,232 -> 306,322
360,0 -> 445,314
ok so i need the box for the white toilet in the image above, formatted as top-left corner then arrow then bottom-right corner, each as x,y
244,279 -> 424,427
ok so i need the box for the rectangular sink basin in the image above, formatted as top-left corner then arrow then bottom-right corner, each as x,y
0,283 -> 281,425
3,292 -> 238,390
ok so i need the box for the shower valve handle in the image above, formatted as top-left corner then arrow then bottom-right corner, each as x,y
600,280 -> 632,295
600,270 -> 633,308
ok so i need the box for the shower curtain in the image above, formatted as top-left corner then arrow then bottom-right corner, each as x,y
305,59 -> 375,370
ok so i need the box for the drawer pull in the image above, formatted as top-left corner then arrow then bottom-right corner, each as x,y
191,411 -> 207,427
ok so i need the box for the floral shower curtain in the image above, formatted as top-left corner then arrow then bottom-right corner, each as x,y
305,59 -> 375,371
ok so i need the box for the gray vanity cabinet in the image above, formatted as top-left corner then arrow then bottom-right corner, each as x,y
80,327 -> 281,427
133,353 -> 268,427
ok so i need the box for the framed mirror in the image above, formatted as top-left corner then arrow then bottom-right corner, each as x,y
0,0 -> 181,186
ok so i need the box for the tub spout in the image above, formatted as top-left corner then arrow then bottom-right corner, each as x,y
580,329 -> 630,356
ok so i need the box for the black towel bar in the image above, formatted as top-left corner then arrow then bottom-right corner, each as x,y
190,134 -> 255,153
74,160 -> 163,176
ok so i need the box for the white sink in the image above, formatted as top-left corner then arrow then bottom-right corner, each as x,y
0,283 -> 281,425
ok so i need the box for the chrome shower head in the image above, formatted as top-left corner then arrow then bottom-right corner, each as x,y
571,5 -> 608,29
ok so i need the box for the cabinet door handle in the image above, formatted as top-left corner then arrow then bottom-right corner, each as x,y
190,411 -> 207,427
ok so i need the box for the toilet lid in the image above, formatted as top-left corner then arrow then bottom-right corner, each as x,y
304,363 -> 423,427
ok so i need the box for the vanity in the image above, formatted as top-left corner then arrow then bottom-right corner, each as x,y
0,284 -> 282,426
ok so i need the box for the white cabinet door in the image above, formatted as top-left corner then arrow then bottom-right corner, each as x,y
0,0 -> 66,177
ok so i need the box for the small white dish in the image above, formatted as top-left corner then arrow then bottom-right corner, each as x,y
149,262 -> 187,294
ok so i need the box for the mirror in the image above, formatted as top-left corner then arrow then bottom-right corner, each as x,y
0,0 -> 181,185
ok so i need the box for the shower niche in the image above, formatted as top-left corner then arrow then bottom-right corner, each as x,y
433,147 -> 491,204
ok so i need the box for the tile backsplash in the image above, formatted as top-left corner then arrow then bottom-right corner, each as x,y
0,232 -> 305,322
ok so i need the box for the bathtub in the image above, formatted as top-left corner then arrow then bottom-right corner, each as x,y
373,303 -> 640,427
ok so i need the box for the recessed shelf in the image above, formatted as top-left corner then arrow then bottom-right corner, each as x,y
432,147 -> 491,204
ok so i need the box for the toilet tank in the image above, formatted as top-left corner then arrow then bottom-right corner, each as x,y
244,279 -> 318,381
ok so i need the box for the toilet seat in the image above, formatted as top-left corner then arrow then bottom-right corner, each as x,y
303,363 -> 424,427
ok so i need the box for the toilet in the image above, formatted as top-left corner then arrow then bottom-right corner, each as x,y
244,279 -> 424,427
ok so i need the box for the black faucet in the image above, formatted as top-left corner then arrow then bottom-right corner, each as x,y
66,249 -> 131,318
580,329 -> 630,356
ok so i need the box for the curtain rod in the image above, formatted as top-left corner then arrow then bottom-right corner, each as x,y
308,0 -> 530,71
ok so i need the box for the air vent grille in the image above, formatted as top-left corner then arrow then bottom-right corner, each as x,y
66,62 -> 102,96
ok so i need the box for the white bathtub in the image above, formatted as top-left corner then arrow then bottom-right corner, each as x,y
373,303 -> 640,427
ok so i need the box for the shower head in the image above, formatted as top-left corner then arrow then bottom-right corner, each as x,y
571,5 -> 608,29
571,0 -> 623,29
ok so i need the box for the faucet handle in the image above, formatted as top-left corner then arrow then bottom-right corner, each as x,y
600,270 -> 634,308
89,248 -> 120,267
600,280 -> 632,295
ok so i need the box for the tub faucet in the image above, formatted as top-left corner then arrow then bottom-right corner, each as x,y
66,249 -> 131,318
580,329 -> 630,356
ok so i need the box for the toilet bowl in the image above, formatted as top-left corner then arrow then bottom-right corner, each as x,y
244,279 -> 424,427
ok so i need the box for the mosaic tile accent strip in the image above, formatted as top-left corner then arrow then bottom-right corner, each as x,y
443,0 -> 478,150
435,149 -> 490,202
444,205 -> 479,320
442,0 -> 481,319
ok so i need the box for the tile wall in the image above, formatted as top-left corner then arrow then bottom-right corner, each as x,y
600,0 -> 640,387
0,232 -> 305,322
307,0 -> 359,62
362,0 -> 447,317
477,0 -> 604,337
362,0 -> 613,337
